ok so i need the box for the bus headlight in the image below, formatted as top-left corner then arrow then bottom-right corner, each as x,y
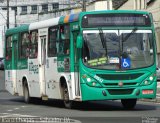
141,74 -> 155,86
149,76 -> 153,81
82,75 -> 102,87
87,78 -> 91,82
144,80 -> 149,85
87,81 -> 102,87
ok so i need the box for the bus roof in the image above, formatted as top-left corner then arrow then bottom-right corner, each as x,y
29,17 -> 60,31
5,10 -> 151,35
58,10 -> 150,24
59,13 -> 80,24
6,24 -> 29,36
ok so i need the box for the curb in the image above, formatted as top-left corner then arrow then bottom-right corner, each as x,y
140,99 -> 160,103
140,96 -> 160,103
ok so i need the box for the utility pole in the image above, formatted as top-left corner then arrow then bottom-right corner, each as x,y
7,0 -> 9,29
15,0 -> 17,27
82,0 -> 86,12
14,9 -> 17,27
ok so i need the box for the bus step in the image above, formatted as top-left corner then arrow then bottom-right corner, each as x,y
42,95 -> 48,101
14,93 -> 19,96
75,96 -> 81,101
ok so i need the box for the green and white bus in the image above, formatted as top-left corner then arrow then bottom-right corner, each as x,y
5,10 -> 157,109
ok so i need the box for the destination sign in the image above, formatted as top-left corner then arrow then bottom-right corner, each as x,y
82,13 -> 151,27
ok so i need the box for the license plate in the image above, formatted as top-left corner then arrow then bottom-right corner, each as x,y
142,90 -> 153,95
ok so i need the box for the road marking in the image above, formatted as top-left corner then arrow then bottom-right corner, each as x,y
7,110 -> 13,112
14,108 -> 19,110
0,113 -> 82,123
0,113 -> 9,115
21,106 -> 27,108
0,113 -> 38,118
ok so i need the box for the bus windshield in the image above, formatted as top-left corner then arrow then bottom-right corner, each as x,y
82,30 -> 154,70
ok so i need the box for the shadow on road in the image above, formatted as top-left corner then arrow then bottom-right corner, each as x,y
8,96 -> 157,111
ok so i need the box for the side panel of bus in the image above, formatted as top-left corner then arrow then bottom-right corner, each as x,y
27,30 -> 40,97
45,26 -> 61,99
5,34 -> 18,95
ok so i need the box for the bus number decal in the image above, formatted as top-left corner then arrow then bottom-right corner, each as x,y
94,75 -> 103,83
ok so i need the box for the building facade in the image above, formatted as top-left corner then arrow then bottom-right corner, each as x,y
0,0 -> 72,25
0,0 -> 77,57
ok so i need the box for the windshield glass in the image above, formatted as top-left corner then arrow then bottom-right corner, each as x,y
82,30 -> 154,70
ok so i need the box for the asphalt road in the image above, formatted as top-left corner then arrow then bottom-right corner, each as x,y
0,70 -> 160,123
0,70 -> 4,91
0,92 -> 160,123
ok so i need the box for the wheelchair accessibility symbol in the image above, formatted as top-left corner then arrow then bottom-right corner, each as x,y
121,58 -> 131,68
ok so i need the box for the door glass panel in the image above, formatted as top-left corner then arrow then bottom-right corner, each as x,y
41,37 -> 46,65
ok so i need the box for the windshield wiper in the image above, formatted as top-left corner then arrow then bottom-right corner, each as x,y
98,28 -> 108,56
122,27 -> 138,42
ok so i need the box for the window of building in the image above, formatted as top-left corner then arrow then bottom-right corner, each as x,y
31,5 -> 37,14
6,36 -> 12,60
21,6 -> 27,15
134,0 -> 151,9
42,4 -> 48,13
2,7 -> 7,10
48,27 -> 58,57
52,3 -> 59,9
147,0 -> 155,6
20,32 -> 30,58
11,7 -> 17,11
30,31 -> 38,58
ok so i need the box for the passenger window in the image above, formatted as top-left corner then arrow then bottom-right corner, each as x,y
20,32 -> 30,58
6,36 -> 12,60
48,27 -> 58,57
29,31 -> 38,58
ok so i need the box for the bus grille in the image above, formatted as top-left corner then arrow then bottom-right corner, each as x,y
103,82 -> 137,87
96,73 -> 144,80
107,89 -> 134,95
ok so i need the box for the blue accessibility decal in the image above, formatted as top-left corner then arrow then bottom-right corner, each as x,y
121,58 -> 131,68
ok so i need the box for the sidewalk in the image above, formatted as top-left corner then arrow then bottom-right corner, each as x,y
156,82 -> 160,102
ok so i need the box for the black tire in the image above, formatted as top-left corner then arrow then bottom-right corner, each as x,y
63,83 -> 73,109
23,81 -> 30,103
121,99 -> 137,110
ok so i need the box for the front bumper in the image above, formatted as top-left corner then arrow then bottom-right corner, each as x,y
81,81 -> 157,101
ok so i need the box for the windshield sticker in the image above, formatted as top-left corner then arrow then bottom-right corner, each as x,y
88,59 -> 98,64
88,57 -> 108,66
109,57 -> 119,64
121,58 -> 131,68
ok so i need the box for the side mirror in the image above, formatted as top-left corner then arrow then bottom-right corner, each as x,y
76,35 -> 82,48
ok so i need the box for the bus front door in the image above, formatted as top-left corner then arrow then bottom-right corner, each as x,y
39,35 -> 47,99
72,31 -> 81,98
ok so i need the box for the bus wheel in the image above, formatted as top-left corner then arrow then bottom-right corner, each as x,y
63,84 -> 73,109
121,99 -> 137,110
23,82 -> 30,103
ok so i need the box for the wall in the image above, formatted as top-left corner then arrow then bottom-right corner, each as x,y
118,0 -> 134,10
86,1 -> 112,11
